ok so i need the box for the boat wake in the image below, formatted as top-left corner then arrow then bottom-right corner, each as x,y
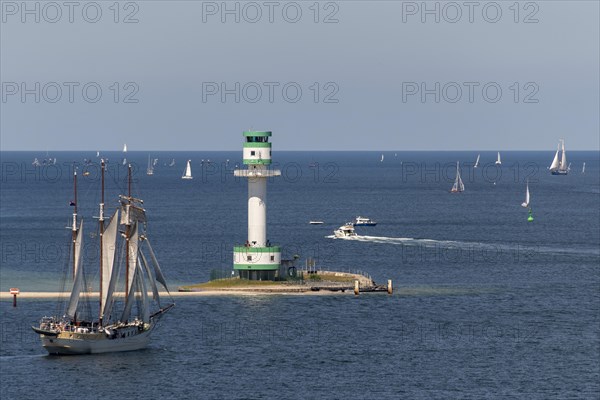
326,234 -> 600,257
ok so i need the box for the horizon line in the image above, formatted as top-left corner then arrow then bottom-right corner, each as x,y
2,149 -> 599,152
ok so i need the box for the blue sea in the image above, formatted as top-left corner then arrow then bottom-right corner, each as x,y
1,151 -> 599,399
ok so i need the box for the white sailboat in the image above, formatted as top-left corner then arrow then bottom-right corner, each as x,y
146,154 -> 154,176
182,160 -> 193,180
474,154 -> 480,168
169,158 -> 176,167
32,162 -> 174,355
521,180 -> 530,208
380,154 -> 384,162
495,152 -> 501,165
549,139 -> 568,175
122,144 -> 128,165
582,162 -> 586,174
450,161 -> 465,193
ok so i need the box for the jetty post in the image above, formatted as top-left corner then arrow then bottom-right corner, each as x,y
354,280 -> 359,295
10,288 -> 19,307
387,279 -> 393,295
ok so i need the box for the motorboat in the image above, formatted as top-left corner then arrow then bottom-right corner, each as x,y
334,223 -> 357,238
353,216 -> 377,226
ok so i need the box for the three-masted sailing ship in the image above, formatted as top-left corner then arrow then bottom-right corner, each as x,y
32,161 -> 174,355
549,139 -> 569,175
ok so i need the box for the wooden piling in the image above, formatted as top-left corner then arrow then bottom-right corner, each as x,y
354,280 -> 359,296
387,279 -> 393,295
10,288 -> 19,307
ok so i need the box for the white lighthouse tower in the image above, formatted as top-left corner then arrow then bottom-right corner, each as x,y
233,131 -> 282,280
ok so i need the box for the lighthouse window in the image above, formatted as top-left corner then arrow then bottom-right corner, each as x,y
270,255 -> 275,261
251,151 -> 256,156
247,255 -> 252,261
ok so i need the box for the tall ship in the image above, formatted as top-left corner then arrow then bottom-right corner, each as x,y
549,139 -> 569,175
32,161 -> 174,355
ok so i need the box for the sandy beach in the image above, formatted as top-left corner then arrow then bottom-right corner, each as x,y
1,289 -> 354,299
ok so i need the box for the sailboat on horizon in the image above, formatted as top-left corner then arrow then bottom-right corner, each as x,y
521,180 -> 530,208
147,154 -> 154,176
582,162 -> 586,174
32,162 -> 174,355
474,154 -> 480,168
495,152 -> 501,165
450,161 -> 465,193
549,139 -> 569,175
182,160 -> 193,179
122,143 -> 128,165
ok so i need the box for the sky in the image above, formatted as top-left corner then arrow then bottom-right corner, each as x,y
1,1 -> 598,151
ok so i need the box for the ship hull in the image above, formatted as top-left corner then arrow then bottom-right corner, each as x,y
551,170 -> 568,175
39,324 -> 153,355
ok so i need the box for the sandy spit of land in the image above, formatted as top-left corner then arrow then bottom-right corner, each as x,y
1,289 -> 353,299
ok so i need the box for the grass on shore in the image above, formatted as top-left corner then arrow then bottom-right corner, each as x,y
180,278 -> 280,290
180,272 -> 359,290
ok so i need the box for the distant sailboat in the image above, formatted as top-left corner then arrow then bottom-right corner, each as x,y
122,144 -> 127,165
182,160 -> 193,180
582,162 -> 586,174
521,180 -> 530,208
549,139 -> 568,175
380,154 -> 384,162
495,152 -> 501,165
146,154 -> 154,176
96,151 -> 100,158
169,158 -> 175,167
474,154 -> 480,168
450,162 -> 465,193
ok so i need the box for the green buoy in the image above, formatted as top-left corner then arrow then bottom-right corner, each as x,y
527,208 -> 534,222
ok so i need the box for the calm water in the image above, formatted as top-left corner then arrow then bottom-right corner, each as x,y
1,151 -> 599,398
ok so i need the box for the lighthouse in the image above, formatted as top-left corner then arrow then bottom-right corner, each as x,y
233,131 -> 282,280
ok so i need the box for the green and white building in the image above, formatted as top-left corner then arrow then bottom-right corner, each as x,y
233,131 -> 282,280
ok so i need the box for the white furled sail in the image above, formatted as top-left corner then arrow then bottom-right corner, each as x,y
182,160 -> 193,179
100,211 -> 118,319
123,144 -> 127,152
120,201 -> 146,225
474,154 -> 480,168
450,162 -> 465,193
521,181 -> 530,208
582,162 -> 586,174
66,221 -> 84,319
495,152 -> 501,165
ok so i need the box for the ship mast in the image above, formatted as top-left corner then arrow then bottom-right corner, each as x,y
72,169 -> 78,278
98,159 -> 105,325
125,163 -> 131,303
